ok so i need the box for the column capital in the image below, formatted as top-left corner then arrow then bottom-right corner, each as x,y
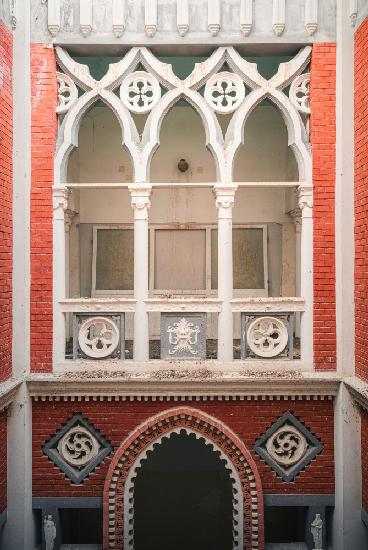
64,209 -> 78,233
298,185 -> 313,218
52,187 -> 70,219
213,186 -> 237,219
129,185 -> 152,220
288,207 -> 302,227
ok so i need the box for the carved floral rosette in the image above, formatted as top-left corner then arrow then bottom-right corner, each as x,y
104,409 -> 264,550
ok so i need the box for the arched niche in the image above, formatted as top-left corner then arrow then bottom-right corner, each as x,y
233,101 -> 299,182
67,104 -> 133,184
130,430 -> 235,550
150,101 -> 217,183
103,407 -> 264,550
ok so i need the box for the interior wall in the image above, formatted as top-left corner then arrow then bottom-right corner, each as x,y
72,186 -> 296,342
68,104 -> 298,184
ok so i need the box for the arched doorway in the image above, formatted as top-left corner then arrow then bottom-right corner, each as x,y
132,430 -> 234,550
103,407 -> 264,550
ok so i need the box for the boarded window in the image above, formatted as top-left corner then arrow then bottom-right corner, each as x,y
154,229 -> 206,290
95,229 -> 134,291
211,228 -> 265,289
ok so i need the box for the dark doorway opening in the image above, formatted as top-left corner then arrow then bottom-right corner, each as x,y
133,430 -> 235,550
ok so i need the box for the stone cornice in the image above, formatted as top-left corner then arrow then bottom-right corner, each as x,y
27,371 -> 340,401
0,379 -> 21,412
344,376 -> 368,413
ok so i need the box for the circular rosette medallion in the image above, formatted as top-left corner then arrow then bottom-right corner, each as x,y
247,316 -> 288,358
78,316 -> 119,359
204,71 -> 245,114
265,425 -> 307,467
56,72 -> 78,115
120,71 -> 161,114
289,73 -> 311,115
57,426 -> 100,468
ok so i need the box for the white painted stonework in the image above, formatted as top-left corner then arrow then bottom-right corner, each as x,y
52,44 -> 313,364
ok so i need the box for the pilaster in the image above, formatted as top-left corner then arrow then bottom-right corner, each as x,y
130,186 -> 152,362
214,186 -> 237,362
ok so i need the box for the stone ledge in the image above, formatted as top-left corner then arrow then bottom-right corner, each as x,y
27,371 -> 340,400
0,379 -> 22,412
344,376 -> 368,412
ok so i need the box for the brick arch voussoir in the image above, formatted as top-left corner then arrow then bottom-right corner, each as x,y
103,406 -> 264,550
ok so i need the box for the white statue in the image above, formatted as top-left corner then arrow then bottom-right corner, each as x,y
44,514 -> 56,550
311,513 -> 323,550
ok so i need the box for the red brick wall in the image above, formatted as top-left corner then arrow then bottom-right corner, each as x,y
33,399 -> 334,497
355,18 -> 368,381
31,45 -> 57,372
0,412 -> 7,514
362,409 -> 368,512
0,22 -> 13,382
310,44 -> 337,371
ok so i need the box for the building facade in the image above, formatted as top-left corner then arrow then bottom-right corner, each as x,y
0,1 -> 368,549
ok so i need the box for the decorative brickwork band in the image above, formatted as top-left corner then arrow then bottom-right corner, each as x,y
103,407 -> 264,550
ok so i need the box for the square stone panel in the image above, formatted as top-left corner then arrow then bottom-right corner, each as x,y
253,411 -> 324,482
160,314 -> 207,360
43,414 -> 112,484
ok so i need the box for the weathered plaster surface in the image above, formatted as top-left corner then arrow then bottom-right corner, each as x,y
31,0 -> 337,44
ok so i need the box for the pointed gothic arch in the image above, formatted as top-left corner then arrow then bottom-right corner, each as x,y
103,407 -> 264,550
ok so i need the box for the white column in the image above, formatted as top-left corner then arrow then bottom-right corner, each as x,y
130,186 -> 151,362
289,208 -> 302,337
214,186 -> 236,362
333,385 -> 368,549
53,187 -> 69,366
298,185 -> 313,365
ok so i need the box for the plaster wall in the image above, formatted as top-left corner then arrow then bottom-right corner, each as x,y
30,0 -> 337,44
69,104 -> 298,184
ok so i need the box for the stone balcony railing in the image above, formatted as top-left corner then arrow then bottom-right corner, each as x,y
59,296 -> 305,366
29,0 -> 340,45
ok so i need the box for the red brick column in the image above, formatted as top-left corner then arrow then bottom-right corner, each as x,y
310,44 -> 337,371
355,18 -> 368,381
0,412 -> 7,514
31,44 -> 57,372
0,22 -> 13,382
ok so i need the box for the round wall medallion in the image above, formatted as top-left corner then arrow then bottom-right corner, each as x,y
56,72 -> 78,115
247,316 -> 288,358
204,72 -> 245,114
289,73 -> 311,115
265,425 -> 308,467
78,316 -> 119,359
57,426 -> 100,468
120,71 -> 161,114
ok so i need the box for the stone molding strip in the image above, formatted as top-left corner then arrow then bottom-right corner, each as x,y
0,379 -> 21,412
27,373 -> 340,401
344,376 -> 368,413
264,494 -> 335,507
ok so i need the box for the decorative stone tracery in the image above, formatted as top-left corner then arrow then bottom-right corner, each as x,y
78,316 -> 120,359
54,44 -> 312,185
56,72 -> 78,115
204,72 -> 246,114
289,73 -> 311,115
120,71 -> 161,114
103,407 -> 264,550
247,316 -> 289,358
